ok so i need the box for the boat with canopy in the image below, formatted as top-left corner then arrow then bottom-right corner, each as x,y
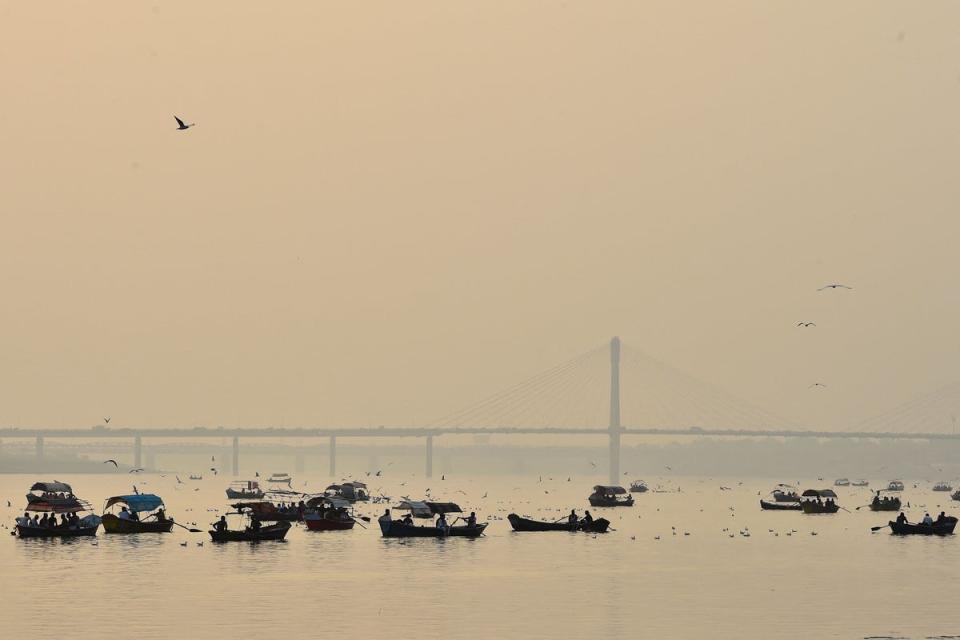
800,489 -> 840,514
887,480 -> 905,492
230,499 -> 304,521
101,494 -> 174,533
303,496 -> 356,531
760,484 -> 801,510
933,481 -> 952,492
379,500 -> 487,538
588,485 -> 634,507
16,481 -> 100,538
629,480 -> 648,493
868,490 -> 901,512
225,480 -> 264,500
324,481 -> 370,502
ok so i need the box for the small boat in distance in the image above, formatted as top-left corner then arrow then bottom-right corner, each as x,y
189,474 -> 202,481
851,479 -> 870,487
868,491 -> 901,512
303,496 -> 356,531
770,485 -> 800,502
324,481 -> 370,502
588,485 -> 635,508
267,472 -> 293,488
225,480 -> 264,500
379,500 -> 487,538
629,480 -> 648,493
209,515 -> 291,542
508,513 -> 610,533
760,488 -> 801,510
834,478 -> 850,487
102,494 -> 174,533
800,489 -> 840,514
952,490 -> 960,502
933,481 -> 952,492
887,480 -> 905,492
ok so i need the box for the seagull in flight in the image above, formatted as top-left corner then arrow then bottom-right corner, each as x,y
809,382 -> 827,389
103,417 -> 111,424
817,284 -> 852,291
796,322 -> 816,327
174,115 -> 194,130
103,459 -> 118,467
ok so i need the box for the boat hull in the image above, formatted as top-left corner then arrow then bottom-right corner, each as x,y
588,496 -> 634,508
379,520 -> 487,538
507,514 -> 610,532
303,514 -> 355,531
225,489 -> 264,500
16,524 -> 98,538
869,501 -> 901,512
801,502 -> 839,514
209,521 -> 291,542
760,500 -> 801,511
889,518 -> 957,535
102,514 -> 174,534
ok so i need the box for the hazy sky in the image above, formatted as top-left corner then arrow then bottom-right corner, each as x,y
2,2 -> 959,430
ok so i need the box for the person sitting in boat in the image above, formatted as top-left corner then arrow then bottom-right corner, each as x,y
465,512 -> 477,528
581,511 -> 594,525
155,508 -> 167,523
31,514 -> 40,527
568,510 -> 578,525
39,513 -> 49,528
16,512 -> 30,527
896,512 -> 908,525
922,513 -> 934,525
250,518 -> 262,533
401,513 -> 414,526
436,513 -> 449,534
214,516 -> 228,532
118,506 -> 133,521
69,512 -> 80,528
59,514 -> 70,527
936,511 -> 947,524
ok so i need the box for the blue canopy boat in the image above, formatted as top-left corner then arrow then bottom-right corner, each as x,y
102,494 -> 174,533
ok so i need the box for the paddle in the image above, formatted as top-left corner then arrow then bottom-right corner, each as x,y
349,517 -> 368,530
871,523 -> 891,532
173,521 -> 203,533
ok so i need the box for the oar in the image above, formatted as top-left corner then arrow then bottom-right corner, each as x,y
839,506 -> 852,513
349,516 -> 367,529
173,521 -> 202,533
871,523 -> 891,532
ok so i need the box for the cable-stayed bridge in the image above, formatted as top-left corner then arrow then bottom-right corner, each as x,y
2,337 -> 959,482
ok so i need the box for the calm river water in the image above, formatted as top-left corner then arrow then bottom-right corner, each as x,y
1,473 -> 958,639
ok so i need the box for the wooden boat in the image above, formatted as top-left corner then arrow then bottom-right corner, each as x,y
209,520 -> 291,542
869,494 -> 901,512
887,480 -> 905,492
834,478 -> 850,487
266,472 -> 293,488
851,479 -> 870,487
629,480 -> 648,493
588,485 -> 634,507
101,494 -> 175,534
800,489 -> 840,514
760,499 -> 801,511
189,475 -> 202,481
889,517 -> 957,536
225,480 -> 264,500
951,490 -> 960,502
324,481 -> 370,502
933,482 -> 952,492
16,481 -> 100,538
231,501 -> 303,522
303,495 -> 356,531
379,519 -> 487,538
507,513 -> 610,533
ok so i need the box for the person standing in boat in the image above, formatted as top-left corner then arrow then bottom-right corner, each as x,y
436,512 -> 449,535
379,508 -> 392,526
568,510 -> 578,525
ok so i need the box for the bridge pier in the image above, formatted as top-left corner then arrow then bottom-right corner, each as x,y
609,336 -> 621,484
232,436 -> 239,476
329,436 -> 336,477
35,436 -> 44,461
426,435 -> 434,478
133,435 -> 142,469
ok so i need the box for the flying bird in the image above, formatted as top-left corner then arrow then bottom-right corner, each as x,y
129,468 -> 144,473
174,115 -> 194,130
103,417 -> 111,424
817,284 -> 852,291
809,383 -> 827,389
796,322 -> 816,327
103,459 -> 118,467
176,475 -> 183,484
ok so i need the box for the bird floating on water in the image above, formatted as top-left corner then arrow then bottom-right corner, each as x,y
174,115 -> 194,130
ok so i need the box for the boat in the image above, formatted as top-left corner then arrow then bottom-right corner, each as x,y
933,482 -> 953,492
800,489 -> 840,514
379,500 -> 487,538
834,478 -> 850,487
868,492 -> 901,512
267,472 -> 293,488
889,517 -> 957,536
225,480 -> 264,500
15,481 -> 101,538
324,481 -> 370,502
588,485 -> 634,507
303,496 -> 356,531
189,474 -> 202,481
209,519 -> 291,542
952,490 -> 960,502
851,479 -> 870,487
760,499 -> 801,511
770,487 -> 801,502
629,480 -> 648,493
507,513 -> 610,533
231,500 -> 303,522
887,480 -> 905,492
101,494 -> 175,533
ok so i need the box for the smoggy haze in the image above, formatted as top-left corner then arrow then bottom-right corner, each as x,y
1,2 -> 958,429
